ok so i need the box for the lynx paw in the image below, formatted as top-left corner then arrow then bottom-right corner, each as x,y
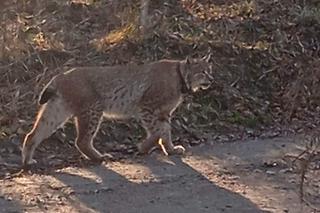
173,145 -> 186,155
90,156 -> 104,164
101,153 -> 115,161
22,158 -> 37,169
137,143 -> 149,154
88,153 -> 114,164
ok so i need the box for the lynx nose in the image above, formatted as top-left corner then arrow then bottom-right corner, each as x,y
200,77 -> 212,89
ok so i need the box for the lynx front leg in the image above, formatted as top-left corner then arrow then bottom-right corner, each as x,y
22,100 -> 72,167
155,120 -> 185,155
139,111 -> 185,155
74,107 -> 105,162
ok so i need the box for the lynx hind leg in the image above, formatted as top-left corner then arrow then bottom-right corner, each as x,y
138,111 -> 160,154
138,133 -> 160,154
74,106 -> 105,162
22,99 -> 72,167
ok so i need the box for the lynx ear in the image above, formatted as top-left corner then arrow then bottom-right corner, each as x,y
178,60 -> 191,91
185,56 -> 191,64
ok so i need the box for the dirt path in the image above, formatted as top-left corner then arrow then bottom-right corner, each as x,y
0,137 -> 318,213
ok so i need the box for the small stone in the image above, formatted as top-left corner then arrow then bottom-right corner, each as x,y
263,161 -> 278,168
279,168 -> 293,173
266,170 -> 276,175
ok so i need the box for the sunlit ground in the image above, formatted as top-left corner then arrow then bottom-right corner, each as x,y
0,159 -> 304,212
1,137 -> 315,212
70,0 -> 95,5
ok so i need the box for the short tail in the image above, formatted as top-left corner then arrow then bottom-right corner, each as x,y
38,78 -> 57,105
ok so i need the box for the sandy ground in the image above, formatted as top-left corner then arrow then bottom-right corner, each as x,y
0,136 -> 319,213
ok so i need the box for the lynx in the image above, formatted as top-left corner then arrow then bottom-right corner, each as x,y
21,58 -> 213,167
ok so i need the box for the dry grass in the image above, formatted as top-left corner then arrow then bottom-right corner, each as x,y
0,0 -> 319,142
93,23 -> 139,50
90,2 -> 141,51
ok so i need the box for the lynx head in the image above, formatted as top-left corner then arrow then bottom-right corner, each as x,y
179,57 -> 213,93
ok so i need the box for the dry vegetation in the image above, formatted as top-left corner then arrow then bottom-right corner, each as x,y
0,0 -> 319,209
0,0 -> 319,137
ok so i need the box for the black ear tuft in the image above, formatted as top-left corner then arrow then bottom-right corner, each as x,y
39,87 -> 56,105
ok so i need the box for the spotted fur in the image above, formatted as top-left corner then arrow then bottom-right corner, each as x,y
21,58 -> 213,166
